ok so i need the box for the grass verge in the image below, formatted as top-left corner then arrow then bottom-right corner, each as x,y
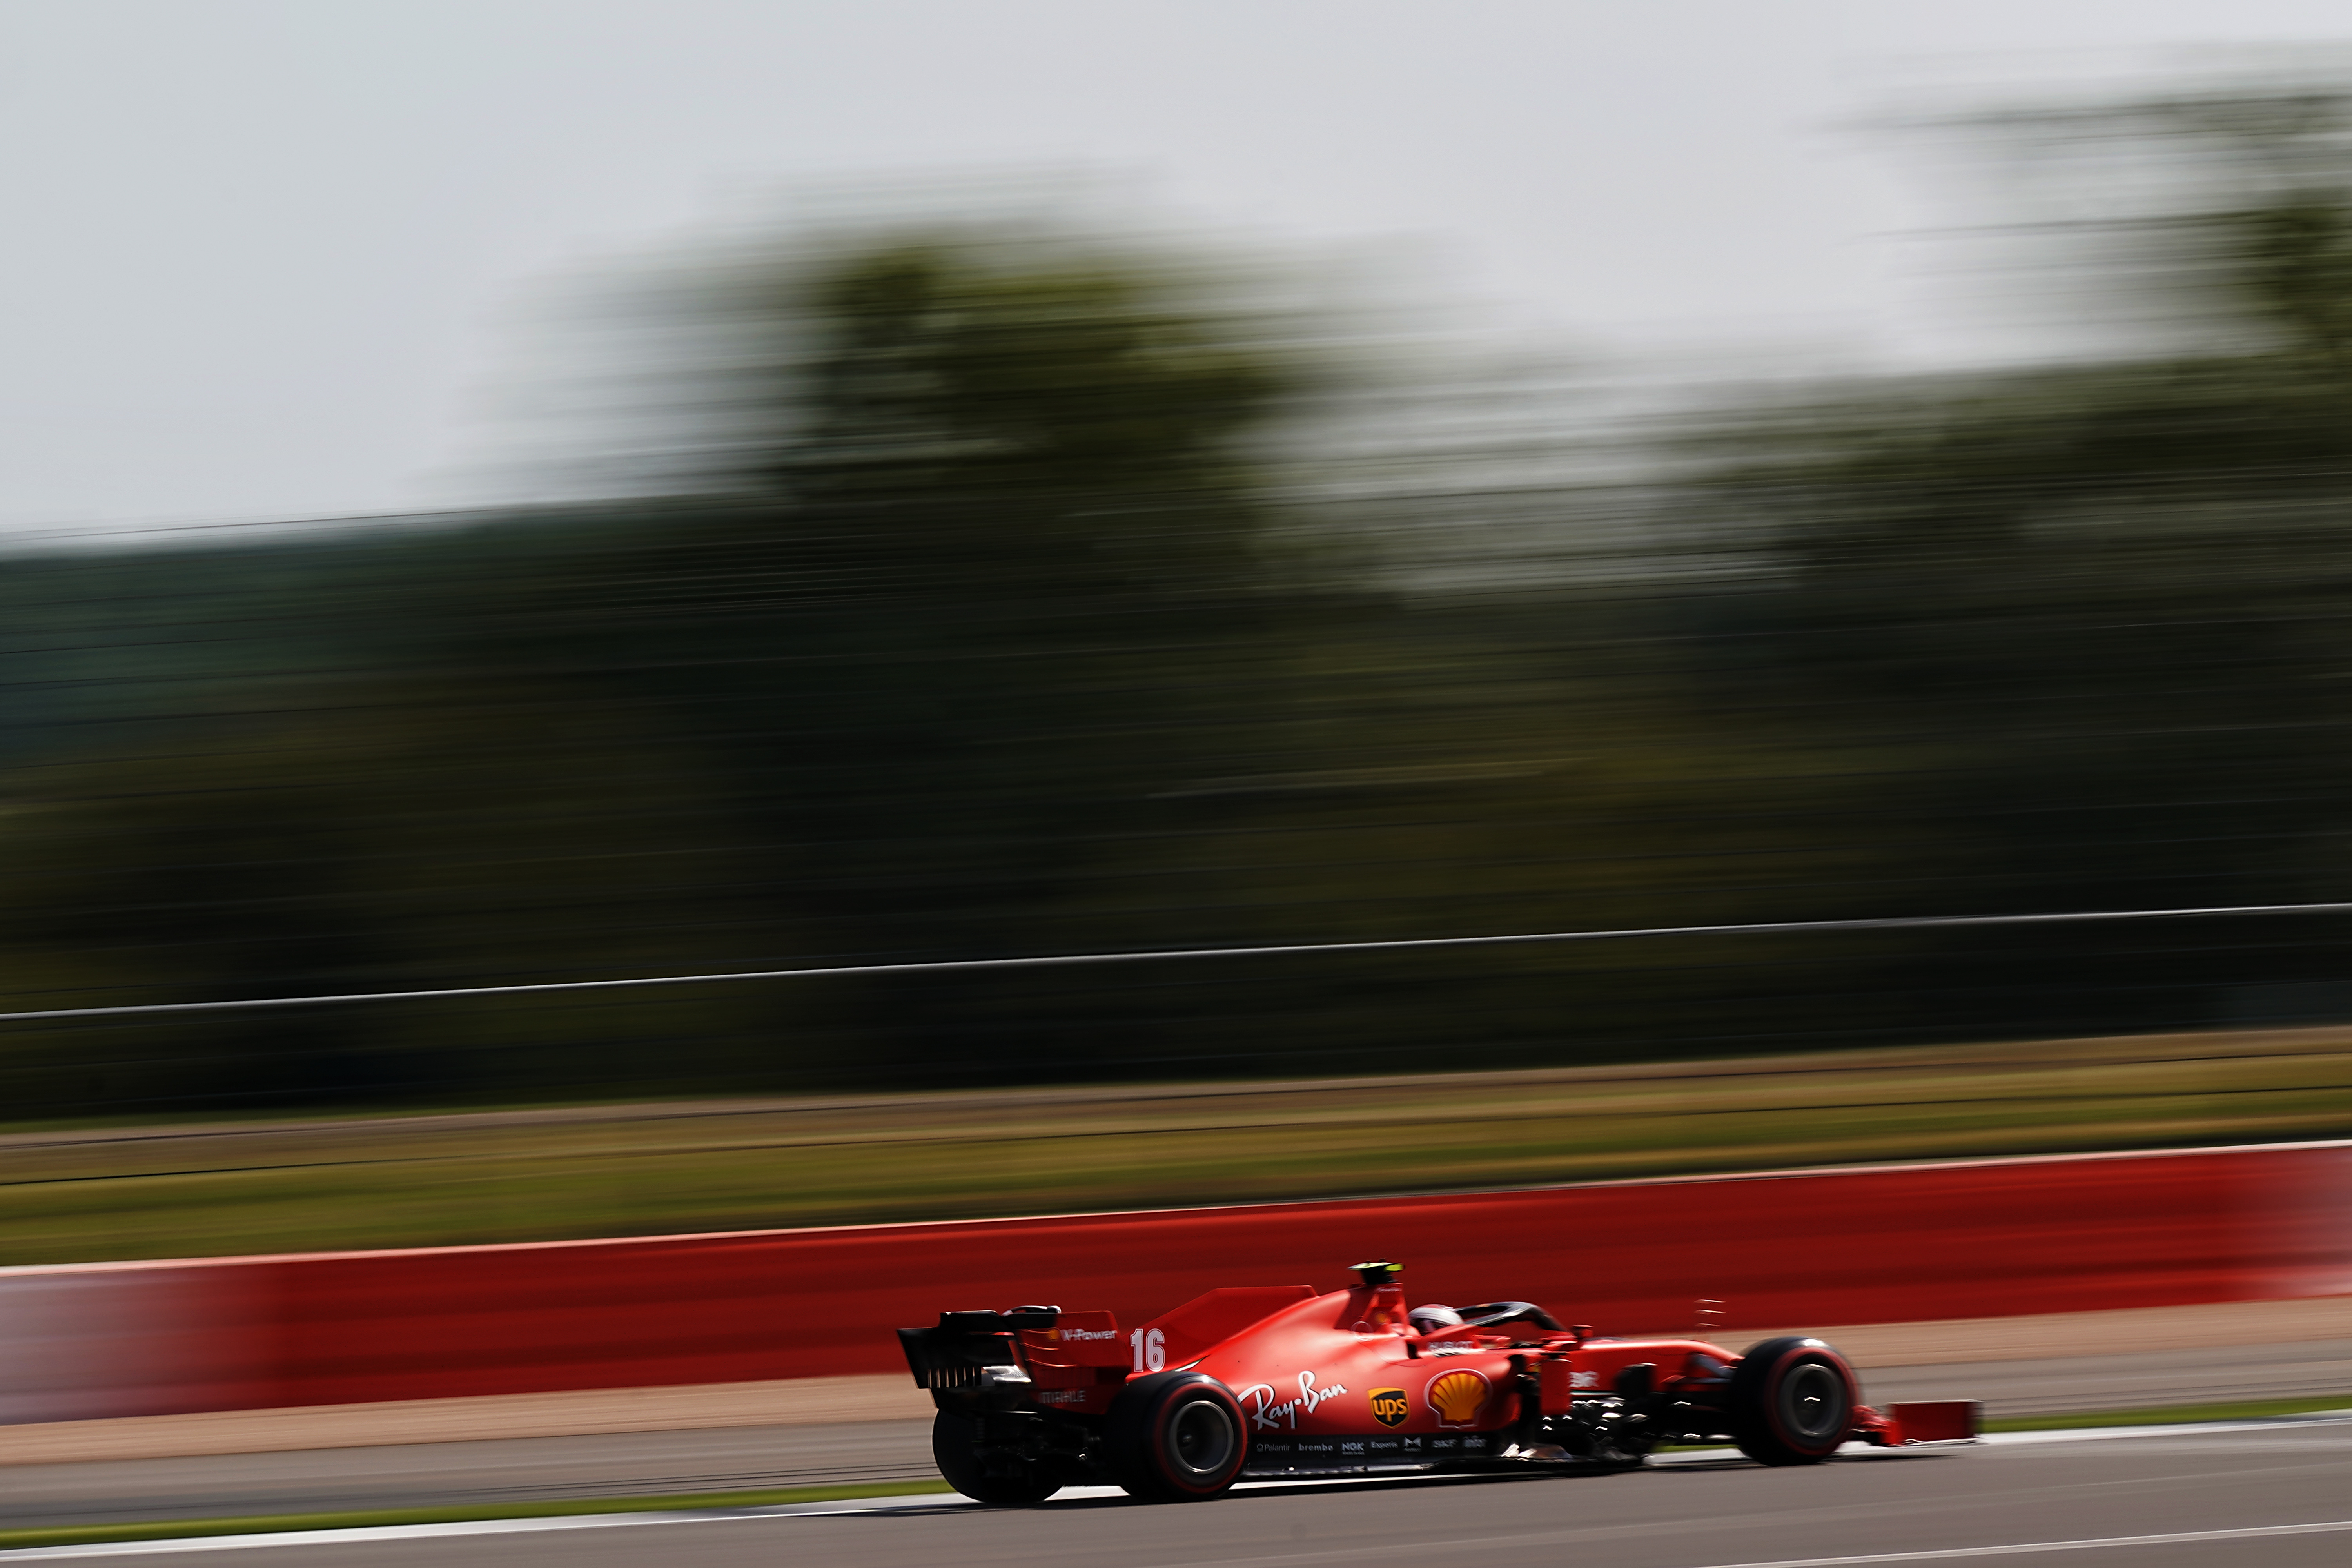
1982,1394 -> 2352,1431
6,1024 -> 2352,1263
0,1478 -> 954,1553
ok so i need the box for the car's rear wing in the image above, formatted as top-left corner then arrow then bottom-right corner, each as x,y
897,1307 -> 1063,1392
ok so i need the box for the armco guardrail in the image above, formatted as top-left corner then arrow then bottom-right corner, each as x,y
2,1140 -> 2347,1424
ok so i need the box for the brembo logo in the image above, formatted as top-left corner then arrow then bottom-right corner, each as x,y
1238,1371 -> 1349,1432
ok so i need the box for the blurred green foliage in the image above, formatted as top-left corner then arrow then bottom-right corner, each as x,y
10,80 -> 2352,1117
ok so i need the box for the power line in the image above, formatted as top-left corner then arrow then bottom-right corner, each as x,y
5,899 -> 2352,1025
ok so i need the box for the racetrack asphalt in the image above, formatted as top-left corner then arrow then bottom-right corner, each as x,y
16,1418 -> 2352,1567
7,1336 -> 2347,1531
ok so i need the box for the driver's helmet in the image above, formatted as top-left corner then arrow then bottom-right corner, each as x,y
1408,1303 -> 1464,1336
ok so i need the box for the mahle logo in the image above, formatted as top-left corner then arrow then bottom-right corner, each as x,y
1369,1388 -> 1409,1428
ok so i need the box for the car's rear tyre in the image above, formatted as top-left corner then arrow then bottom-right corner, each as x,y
1728,1337 -> 1857,1466
930,1410 -> 1061,1505
1105,1372 -> 1247,1501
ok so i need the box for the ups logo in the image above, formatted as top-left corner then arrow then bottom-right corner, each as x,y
1369,1388 -> 1409,1428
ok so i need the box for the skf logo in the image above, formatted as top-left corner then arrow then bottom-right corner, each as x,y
1427,1369 -> 1490,1428
1369,1388 -> 1408,1428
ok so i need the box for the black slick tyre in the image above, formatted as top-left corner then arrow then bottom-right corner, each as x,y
1105,1372 -> 1247,1501
930,1410 -> 1060,1505
1728,1337 -> 1857,1466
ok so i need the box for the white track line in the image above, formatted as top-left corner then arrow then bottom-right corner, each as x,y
0,1499 -> 973,1560
1641,1410 -> 2352,1464
1677,1518 -> 2352,1566
7,1416 -> 2349,1560
1978,1412 -> 2352,1445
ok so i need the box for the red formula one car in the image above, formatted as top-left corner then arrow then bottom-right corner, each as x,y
898,1261 -> 1976,1503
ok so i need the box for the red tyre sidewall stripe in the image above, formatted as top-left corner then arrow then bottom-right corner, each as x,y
1152,1386 -> 1246,1495
1765,1342 -> 1857,1456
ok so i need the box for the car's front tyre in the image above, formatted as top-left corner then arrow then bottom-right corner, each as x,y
1728,1337 -> 1857,1466
1105,1372 -> 1247,1501
930,1410 -> 1062,1505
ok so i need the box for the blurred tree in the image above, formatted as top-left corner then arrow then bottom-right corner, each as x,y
764,242 -> 1283,599
1670,78 -> 2352,1035
25,103 -> 2352,1126
457,235 -> 1304,1080
0,670 -> 791,1113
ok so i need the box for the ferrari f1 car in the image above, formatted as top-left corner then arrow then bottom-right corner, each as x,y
898,1261 -> 1976,1504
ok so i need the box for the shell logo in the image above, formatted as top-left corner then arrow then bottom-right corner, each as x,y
1426,1369 -> 1490,1428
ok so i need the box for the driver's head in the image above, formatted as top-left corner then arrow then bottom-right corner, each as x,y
1408,1303 -> 1464,1336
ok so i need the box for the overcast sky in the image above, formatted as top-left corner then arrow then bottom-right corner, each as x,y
5,0 -> 2350,541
